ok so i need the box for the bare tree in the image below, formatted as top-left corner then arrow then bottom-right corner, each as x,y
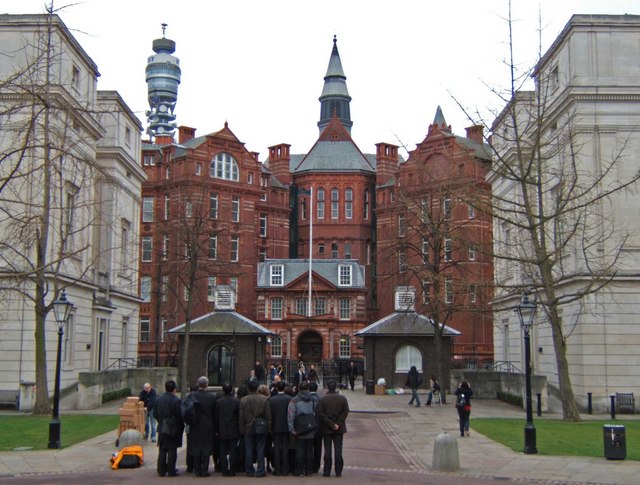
463,4 -> 640,420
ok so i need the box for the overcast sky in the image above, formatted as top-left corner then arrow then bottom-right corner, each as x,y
3,0 -> 640,158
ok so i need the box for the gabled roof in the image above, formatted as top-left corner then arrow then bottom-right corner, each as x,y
355,311 -> 461,337
169,310 -> 272,335
257,259 -> 366,288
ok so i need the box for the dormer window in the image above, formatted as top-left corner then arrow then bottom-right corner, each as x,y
394,287 -> 416,311
338,264 -> 352,286
270,264 -> 284,286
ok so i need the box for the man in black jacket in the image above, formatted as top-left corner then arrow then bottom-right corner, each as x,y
269,380 -> 292,476
187,376 -> 217,477
155,380 -> 184,477
317,379 -> 349,477
215,383 -> 240,476
139,382 -> 157,441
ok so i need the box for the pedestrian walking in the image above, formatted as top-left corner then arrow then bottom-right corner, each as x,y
215,383 -> 240,476
155,380 -> 184,477
405,365 -> 423,407
139,382 -> 157,442
269,380 -> 292,476
288,381 -> 317,477
317,379 -> 349,477
186,376 -> 216,477
292,363 -> 307,393
255,359 -> 266,385
348,362 -> 357,391
426,375 -> 441,406
455,380 -> 474,437
239,379 -> 271,477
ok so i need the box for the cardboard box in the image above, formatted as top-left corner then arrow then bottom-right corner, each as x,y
375,384 -> 386,395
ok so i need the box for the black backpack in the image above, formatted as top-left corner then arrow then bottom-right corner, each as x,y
181,393 -> 199,426
455,393 -> 467,409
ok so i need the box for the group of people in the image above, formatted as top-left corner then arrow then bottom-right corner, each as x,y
145,373 -> 349,479
405,367 -> 474,437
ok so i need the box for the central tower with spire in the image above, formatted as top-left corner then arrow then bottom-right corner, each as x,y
318,35 -> 352,135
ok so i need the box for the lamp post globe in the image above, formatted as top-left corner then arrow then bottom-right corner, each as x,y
48,289 -> 73,449
516,292 -> 537,455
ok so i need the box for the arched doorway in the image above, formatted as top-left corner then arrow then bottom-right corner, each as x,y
207,345 -> 234,386
298,330 -> 323,363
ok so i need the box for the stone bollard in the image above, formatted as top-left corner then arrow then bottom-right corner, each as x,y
432,432 -> 460,472
118,429 -> 144,448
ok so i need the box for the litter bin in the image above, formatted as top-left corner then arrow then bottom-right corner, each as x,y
365,380 -> 375,395
603,424 -> 626,460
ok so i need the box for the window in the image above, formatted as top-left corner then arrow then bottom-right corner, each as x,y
443,196 -> 451,220
395,344 -> 422,372
318,243 -> 325,255
195,163 -> 202,176
331,188 -> 339,219
210,152 -> 239,181
142,236 -> 153,262
315,298 -> 326,316
468,246 -> 476,261
260,191 -> 267,201
71,65 -> 80,90
164,195 -> 170,220
344,243 -> 351,259
259,214 -> 267,237
184,285 -> 191,301
121,317 -> 128,359
301,198 -> 307,220
331,243 -> 338,258
339,336 -> 351,358
165,164 -> 171,179
421,239 -> 429,263
230,277 -> 238,293
185,200 -> 192,218
143,154 -> 155,166
162,276 -> 168,302
125,126 -> 131,146
259,249 -> 267,262
338,265 -> 352,286
364,190 -> 369,219
421,198 -> 429,223
139,317 -> 150,342
230,236 -> 239,262
210,193 -> 218,219
270,298 -> 283,319
469,284 -> 477,303
141,276 -> 152,302
270,336 -> 282,357
207,276 -> 217,302
398,214 -> 406,237
63,314 -> 74,364
468,203 -> 475,219
398,250 -> 407,272
162,235 -> 169,260
444,237 -> 452,261
160,318 -> 167,342
142,197 -> 154,222
248,172 -> 254,184
231,196 -> 240,222
445,276 -> 453,303
296,298 -> 308,316
120,221 -> 130,270
209,235 -> 218,260
550,65 -> 559,91
317,188 -> 325,219
390,190 -> 395,202
422,279 -> 430,304
270,264 -> 284,286
345,188 -> 353,219
339,298 -> 351,320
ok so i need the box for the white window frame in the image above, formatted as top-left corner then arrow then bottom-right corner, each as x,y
468,246 -> 476,261
164,194 -> 170,220
231,196 -> 240,222
259,213 -> 267,237
209,235 -> 218,260
331,188 -> 339,219
142,196 -> 154,222
210,152 -> 239,181
207,276 -> 217,302
468,203 -> 475,219
141,276 -> 152,302
317,188 -> 325,219
210,193 -> 218,219
345,188 -> 353,219
445,276 -> 453,304
295,298 -> 308,316
395,344 -> 422,373
339,298 -> 351,320
443,196 -> 452,220
338,264 -> 352,286
142,236 -> 153,262
270,298 -> 283,320
315,298 -> 326,316
270,335 -> 282,357
162,235 -> 170,260
270,264 -> 284,286
139,317 -> 151,342
231,236 -> 239,262
339,336 -> 351,358
444,237 -> 452,262
364,190 -> 369,219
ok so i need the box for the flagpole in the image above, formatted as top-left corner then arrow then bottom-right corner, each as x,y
308,186 -> 313,317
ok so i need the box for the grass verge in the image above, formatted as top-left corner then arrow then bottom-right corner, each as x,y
0,414 -> 119,451
473,418 -> 639,461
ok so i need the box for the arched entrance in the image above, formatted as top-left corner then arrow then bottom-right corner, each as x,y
207,344 -> 234,386
297,330 -> 323,363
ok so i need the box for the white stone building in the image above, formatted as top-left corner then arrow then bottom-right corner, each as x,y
490,15 -> 640,411
0,14 -> 144,410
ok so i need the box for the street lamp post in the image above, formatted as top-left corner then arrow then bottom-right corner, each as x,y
48,289 -> 73,449
516,292 -> 537,454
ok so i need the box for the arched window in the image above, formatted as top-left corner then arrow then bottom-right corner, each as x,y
395,344 -> 422,372
210,152 -> 239,181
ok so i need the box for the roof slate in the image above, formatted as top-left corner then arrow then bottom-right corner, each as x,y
257,259 -> 366,288
169,310 -> 272,335
355,312 -> 461,337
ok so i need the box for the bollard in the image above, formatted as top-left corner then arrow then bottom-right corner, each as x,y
610,395 -> 616,420
536,393 -> 542,417
588,392 -> 592,415
432,432 -> 460,472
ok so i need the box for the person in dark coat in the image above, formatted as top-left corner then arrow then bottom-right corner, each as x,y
455,380 -> 474,437
287,381 -> 316,477
187,376 -> 217,477
347,362 -> 357,391
255,360 -> 266,385
292,363 -> 307,393
139,382 -> 157,441
215,382 -> 240,476
155,380 -> 184,477
405,365 -> 423,407
239,379 -> 271,477
317,379 -> 349,477
269,380 -> 292,476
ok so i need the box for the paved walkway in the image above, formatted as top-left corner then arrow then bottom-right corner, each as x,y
1,388 -> 638,483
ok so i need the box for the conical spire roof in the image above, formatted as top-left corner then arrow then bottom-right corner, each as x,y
318,35 -> 352,134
